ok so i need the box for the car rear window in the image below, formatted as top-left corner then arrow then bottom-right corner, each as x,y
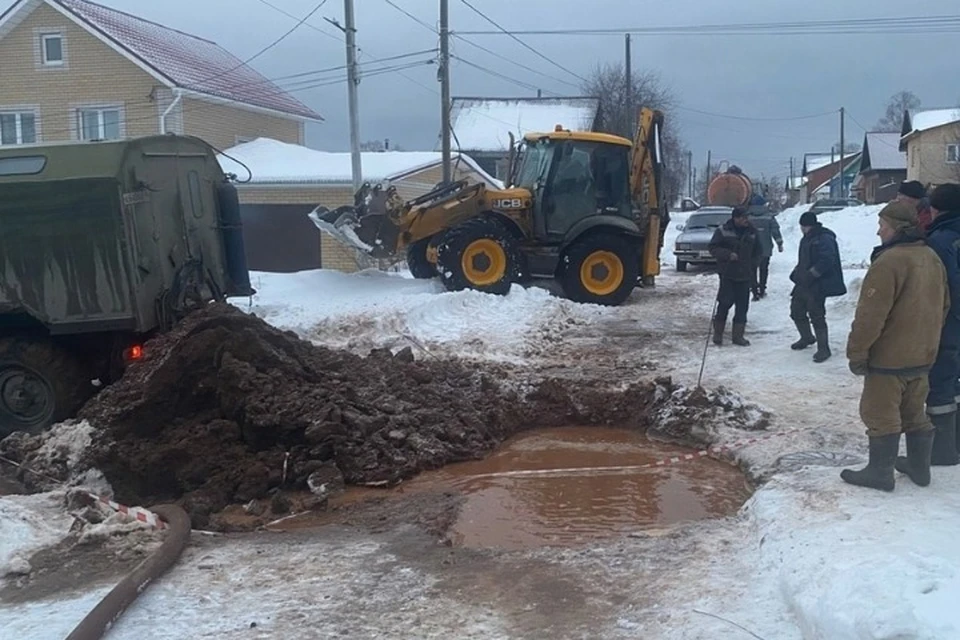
0,155 -> 46,176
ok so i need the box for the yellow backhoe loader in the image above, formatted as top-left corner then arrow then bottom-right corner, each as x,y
310,107 -> 667,306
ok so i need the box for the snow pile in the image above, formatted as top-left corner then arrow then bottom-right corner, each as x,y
241,269 -> 598,362
748,466 -> 960,639
648,381 -> 772,445
777,203 -> 884,268
0,492 -> 74,580
0,420 -> 109,494
451,97 -> 599,151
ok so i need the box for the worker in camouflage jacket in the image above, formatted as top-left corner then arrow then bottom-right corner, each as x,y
747,207 -> 784,300
913,184 -> 960,467
842,202 -> 949,492
789,211 -> 846,363
708,207 -> 763,347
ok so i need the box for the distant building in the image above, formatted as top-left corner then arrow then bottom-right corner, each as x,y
0,0 -> 322,150
449,96 -> 602,180
900,108 -> 960,187
853,132 -> 906,203
217,138 -> 498,273
802,152 -> 860,201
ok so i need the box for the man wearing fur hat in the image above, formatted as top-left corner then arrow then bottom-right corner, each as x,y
789,211 -> 846,363
842,202 -> 949,491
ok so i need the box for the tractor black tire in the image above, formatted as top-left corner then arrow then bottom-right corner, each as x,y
560,233 -> 640,306
436,217 -> 521,295
676,258 -> 688,272
0,338 -> 93,438
406,237 -> 436,279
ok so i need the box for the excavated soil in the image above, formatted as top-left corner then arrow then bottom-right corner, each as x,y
0,304 -> 769,530
73,304 -> 668,528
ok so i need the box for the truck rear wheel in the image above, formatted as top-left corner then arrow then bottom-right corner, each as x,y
437,217 -> 520,295
0,339 -> 93,438
406,237 -> 436,279
560,233 -> 640,306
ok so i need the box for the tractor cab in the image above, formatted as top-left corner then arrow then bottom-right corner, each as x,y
510,128 -> 634,242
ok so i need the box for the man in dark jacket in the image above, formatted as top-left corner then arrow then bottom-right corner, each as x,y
897,180 -> 932,232
748,208 -> 784,301
843,202 -> 949,491
914,183 -> 960,467
789,211 -> 847,363
708,207 -> 763,347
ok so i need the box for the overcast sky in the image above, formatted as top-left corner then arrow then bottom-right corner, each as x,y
6,0 -> 960,181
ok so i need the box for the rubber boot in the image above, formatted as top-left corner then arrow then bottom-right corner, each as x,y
930,411 -> 959,466
840,433 -> 899,492
791,319 -> 816,350
732,322 -> 750,347
894,430 -> 935,487
712,319 -> 725,346
812,320 -> 831,363
752,289 -> 761,302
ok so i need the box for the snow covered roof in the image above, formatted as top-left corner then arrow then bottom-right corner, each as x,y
802,153 -> 836,175
450,97 -> 601,152
218,138 -> 497,186
860,132 -> 905,172
0,0 -> 323,122
903,108 -> 960,136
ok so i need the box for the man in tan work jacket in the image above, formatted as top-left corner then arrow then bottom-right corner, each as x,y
841,201 -> 950,491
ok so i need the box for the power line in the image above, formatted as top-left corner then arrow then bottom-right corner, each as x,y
676,106 -> 839,122
188,0 -> 330,92
457,0 -> 587,84
453,36 -> 580,90
455,15 -> 960,36
253,0 -> 342,42
451,55 -> 551,94
382,0 -> 437,33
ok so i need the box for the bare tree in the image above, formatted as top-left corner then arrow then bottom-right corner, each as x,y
874,91 -> 922,132
581,63 -> 688,204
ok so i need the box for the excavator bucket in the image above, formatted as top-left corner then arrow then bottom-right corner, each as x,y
308,183 -> 404,259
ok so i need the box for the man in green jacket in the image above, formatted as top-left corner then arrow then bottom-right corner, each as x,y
841,202 -> 950,491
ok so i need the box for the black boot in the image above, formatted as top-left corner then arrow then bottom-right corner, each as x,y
759,286 -> 767,299
812,320 -> 831,363
752,289 -> 761,302
894,430 -> 935,487
732,322 -> 750,346
791,319 -> 816,350
930,411 -> 959,466
840,433 -> 899,491
712,319 -> 725,346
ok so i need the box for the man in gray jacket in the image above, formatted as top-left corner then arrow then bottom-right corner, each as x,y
748,208 -> 784,300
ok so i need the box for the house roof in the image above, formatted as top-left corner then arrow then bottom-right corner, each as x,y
450,97 -> 601,152
860,132 -> 905,172
217,138 -> 499,187
802,153 -> 836,175
810,153 -> 861,194
0,0 -> 323,122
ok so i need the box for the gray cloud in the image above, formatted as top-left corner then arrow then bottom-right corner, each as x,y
3,0 -> 959,180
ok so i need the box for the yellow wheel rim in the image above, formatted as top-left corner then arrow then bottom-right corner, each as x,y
461,239 -> 507,286
580,250 -> 624,296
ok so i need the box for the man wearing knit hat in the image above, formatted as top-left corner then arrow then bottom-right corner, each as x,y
789,210 -> 845,362
842,201 -> 949,491
896,180 -> 932,232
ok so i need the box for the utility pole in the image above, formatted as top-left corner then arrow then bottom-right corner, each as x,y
705,150 -> 712,200
625,34 -> 633,136
687,150 -> 693,196
839,107 -> 846,198
439,0 -> 452,184
343,0 -> 362,191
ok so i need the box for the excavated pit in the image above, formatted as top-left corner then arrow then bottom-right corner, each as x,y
0,303 -> 768,532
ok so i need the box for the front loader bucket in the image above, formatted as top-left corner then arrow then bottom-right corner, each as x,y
307,184 -> 403,260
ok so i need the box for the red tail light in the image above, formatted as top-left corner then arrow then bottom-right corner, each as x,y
123,345 -> 144,362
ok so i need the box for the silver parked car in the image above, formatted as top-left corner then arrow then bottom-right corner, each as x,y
673,206 -> 732,272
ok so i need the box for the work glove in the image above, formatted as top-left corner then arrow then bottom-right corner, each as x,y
777,243 -> 784,253
848,361 -> 869,376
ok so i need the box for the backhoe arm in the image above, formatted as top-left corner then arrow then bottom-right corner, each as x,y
630,107 -> 666,281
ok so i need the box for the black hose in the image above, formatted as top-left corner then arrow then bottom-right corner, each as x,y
65,505 -> 191,640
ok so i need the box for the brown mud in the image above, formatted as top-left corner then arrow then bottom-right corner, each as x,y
0,304 -> 769,531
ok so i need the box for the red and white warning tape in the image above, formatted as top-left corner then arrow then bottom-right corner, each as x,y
88,492 -> 168,530
460,428 -> 804,481
0,454 -> 168,530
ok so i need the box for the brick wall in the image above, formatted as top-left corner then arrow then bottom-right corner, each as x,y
181,98 -> 303,150
0,3 -> 305,148
0,3 -> 161,142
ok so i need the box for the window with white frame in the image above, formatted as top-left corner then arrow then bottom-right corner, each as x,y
0,111 -> 37,145
40,33 -> 63,66
947,144 -> 960,164
77,107 -> 121,141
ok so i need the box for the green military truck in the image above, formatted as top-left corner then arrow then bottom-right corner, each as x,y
0,135 -> 254,437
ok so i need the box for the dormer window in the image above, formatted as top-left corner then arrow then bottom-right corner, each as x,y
41,33 -> 63,66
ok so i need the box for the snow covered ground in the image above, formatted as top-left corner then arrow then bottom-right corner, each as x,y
9,202 -> 960,639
